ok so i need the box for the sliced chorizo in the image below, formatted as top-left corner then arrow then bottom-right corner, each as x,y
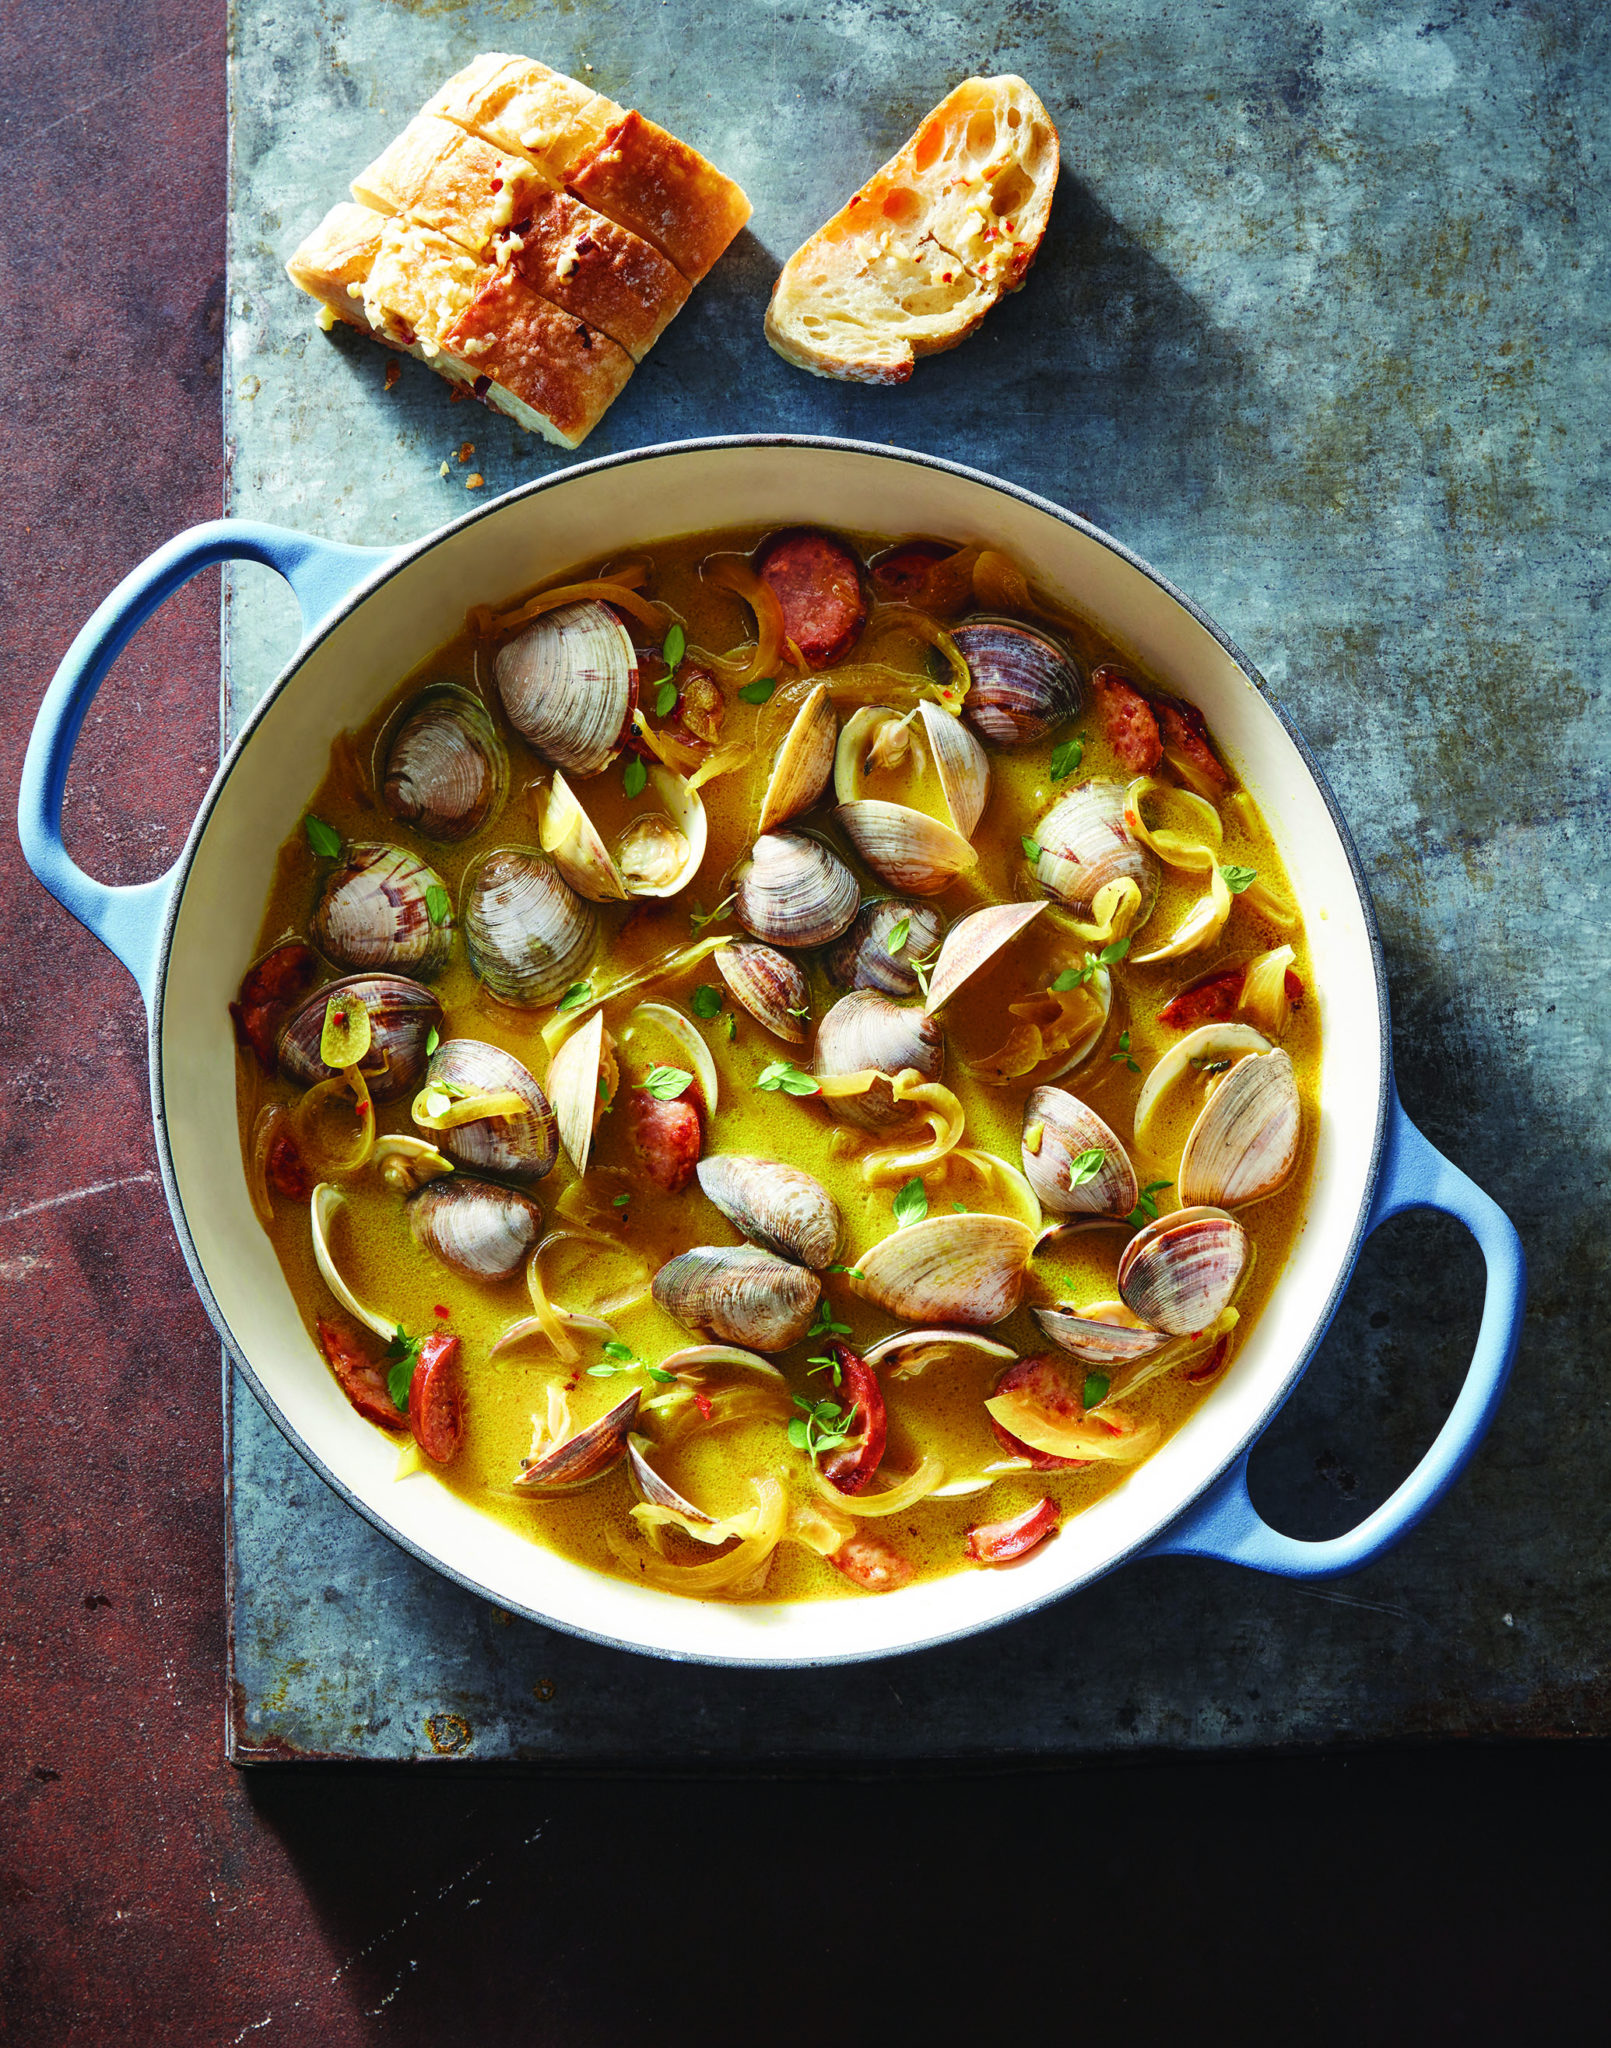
868,539 -> 968,612
409,1331 -> 465,1464
828,1529 -> 914,1592
316,1316 -> 406,1431
626,1087 -> 703,1194
987,1353 -> 1091,1471
820,1343 -> 887,1496
1157,967 -> 1246,1031
230,941 -> 318,1071
754,528 -> 868,668
1090,664 -> 1163,774
265,1127 -> 311,1202
1156,696 -> 1232,793
965,1497 -> 1061,1565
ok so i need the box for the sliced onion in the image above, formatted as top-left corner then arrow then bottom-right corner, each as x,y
1243,876 -> 1300,930
864,1327 -> 1015,1380
785,1496 -> 857,1556
309,1183 -> 395,1340
1132,1023 -> 1272,1147
607,1476 -> 786,1594
859,606 -> 971,706
983,1388 -> 1160,1464
701,556 -> 786,685
854,1072 -> 967,1186
1132,865 -> 1233,965
472,570 -> 663,637
1123,775 -> 1224,871
649,1383 -> 794,1440
631,1500 -> 762,1547
659,1345 -> 786,1381
249,1104 -> 286,1229
1048,875 -> 1144,949
294,1065 -> 376,1176
946,1146 -> 1044,1233
1239,945 -> 1297,1036
410,1086 -> 530,1131
538,935 -> 734,1057
624,1001 -> 719,1116
808,1452 -> 946,1517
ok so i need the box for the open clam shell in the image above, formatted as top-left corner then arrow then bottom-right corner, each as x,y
834,800 -> 977,897
863,1328 -> 1016,1379
652,1245 -> 822,1352
617,766 -> 708,898
278,974 -> 443,1105
408,1174 -> 544,1281
852,1212 -> 1035,1327
463,848 -> 599,1008
423,1039 -> 558,1182
626,1436 -> 715,1527
757,682 -> 836,833
494,598 -> 638,778
1117,1205 -> 1248,1338
733,829 -> 860,949
1031,1302 -> 1173,1365
920,701 -> 992,837
513,1391 -> 639,1494
832,702 -> 990,839
1020,1086 -> 1139,1219
1177,1047 -> 1302,1210
1031,781 -> 1160,926
923,901 -> 1047,1016
546,1009 -> 617,1176
537,770 -> 629,901
379,684 -> 508,844
955,616 -> 1083,749
715,941 -> 812,1042
696,1155 -> 842,1270
312,842 -> 455,980
823,898 -> 946,998
813,989 -> 945,1131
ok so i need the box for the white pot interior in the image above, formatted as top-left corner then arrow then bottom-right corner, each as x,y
159,443 -> 1386,1664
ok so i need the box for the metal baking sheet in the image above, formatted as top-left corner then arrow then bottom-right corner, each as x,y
224,0 -> 1599,1761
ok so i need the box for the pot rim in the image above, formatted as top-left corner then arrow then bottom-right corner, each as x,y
148,433 -> 1391,1666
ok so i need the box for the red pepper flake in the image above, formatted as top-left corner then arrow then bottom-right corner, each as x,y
693,1390 -> 714,1421
356,1101 -> 369,1119
471,375 -> 491,397
848,193 -> 861,206
490,177 -> 504,194
434,1305 -> 450,1321
941,272 -> 953,282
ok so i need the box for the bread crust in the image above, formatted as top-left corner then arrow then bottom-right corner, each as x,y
285,201 -> 386,332
351,115 -> 552,262
425,54 -> 621,181
566,110 -> 751,283
502,189 -> 689,361
764,75 -> 1059,384
438,269 -> 634,449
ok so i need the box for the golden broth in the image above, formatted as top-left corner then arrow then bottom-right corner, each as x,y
236,527 -> 1319,1601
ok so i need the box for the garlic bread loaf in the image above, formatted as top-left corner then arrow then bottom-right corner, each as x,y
765,76 -> 1058,385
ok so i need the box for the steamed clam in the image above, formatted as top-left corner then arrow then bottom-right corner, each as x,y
462,848 -> 599,1007
537,766 -> 707,902
277,974 -> 442,1104
852,1212 -> 1035,1326
1117,1206 -> 1248,1338
756,682 -> 836,833
1020,1086 -> 1138,1219
923,901 -> 1047,1016
696,1155 -> 842,1270
833,800 -> 977,897
833,701 -> 991,839
955,617 -> 1083,749
1030,780 -> 1160,927
813,989 -> 945,1131
715,941 -> 812,1042
545,1009 -> 618,1176
494,598 -> 638,777
1031,1302 -> 1172,1366
513,1391 -> 639,1494
419,1038 -> 558,1182
733,829 -> 859,950
1177,1048 -> 1301,1210
652,1245 -> 822,1351
312,842 -> 455,979
380,685 -> 508,843
824,899 -> 946,998
408,1174 -> 544,1281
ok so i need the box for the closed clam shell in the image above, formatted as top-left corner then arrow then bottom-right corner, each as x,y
425,1039 -> 558,1182
824,900 -> 946,997
733,830 -> 859,949
1117,1205 -> 1248,1338
494,599 -> 638,777
715,942 -> 812,1043
923,901 -> 1047,1015
1031,1303 -> 1172,1365
757,682 -> 837,833
408,1175 -> 544,1281
852,1213 -> 1035,1326
696,1155 -> 842,1270
955,616 -> 1084,749
1021,1085 -> 1139,1219
834,800 -> 977,896
277,974 -> 442,1104
463,848 -> 599,1007
652,1245 -> 822,1352
1177,1048 -> 1302,1210
380,685 -> 507,843
813,989 -> 945,1131
312,842 -> 455,979
1032,780 -> 1160,925
514,1392 -> 638,1494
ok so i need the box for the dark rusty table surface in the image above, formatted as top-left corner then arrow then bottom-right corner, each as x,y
3,1 -> 1609,2040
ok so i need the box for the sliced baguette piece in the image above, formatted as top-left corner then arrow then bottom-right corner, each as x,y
424,52 -> 622,182
502,190 -> 690,361
765,75 -> 1059,385
438,269 -> 634,449
360,219 -> 489,360
566,110 -> 752,283
285,201 -> 387,333
351,115 -> 553,262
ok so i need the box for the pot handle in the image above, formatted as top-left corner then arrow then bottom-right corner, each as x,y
17,520 -> 394,1009
1142,1088 -> 1524,1578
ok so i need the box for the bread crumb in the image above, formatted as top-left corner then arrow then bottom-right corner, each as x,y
315,305 -> 336,332
439,461 -> 451,478
383,360 -> 402,392
466,472 -> 485,489
457,442 -> 475,462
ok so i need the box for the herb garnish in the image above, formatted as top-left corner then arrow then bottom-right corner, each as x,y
304,814 -> 342,860
1128,1179 -> 1173,1227
827,1263 -> 865,1279
892,1176 -> 928,1227
623,755 -> 648,799
1021,834 -> 1043,864
738,676 -> 778,705
1220,864 -> 1258,893
756,1059 -> 820,1096
787,1394 -> 852,1458
690,984 -> 723,1020
806,1353 -> 843,1386
654,680 -> 678,718
1050,937 -> 1130,992
642,1065 -> 693,1101
885,913 -> 912,956
384,1326 -> 423,1411
1110,1029 -> 1141,1074
1049,736 -> 1085,781
1083,1373 -> 1111,1410
689,893 -> 735,934
662,623 -> 686,670
425,883 -> 453,927
1067,1147 -> 1107,1189
808,1299 -> 852,1341
425,1026 -> 441,1057
556,981 -> 592,1014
